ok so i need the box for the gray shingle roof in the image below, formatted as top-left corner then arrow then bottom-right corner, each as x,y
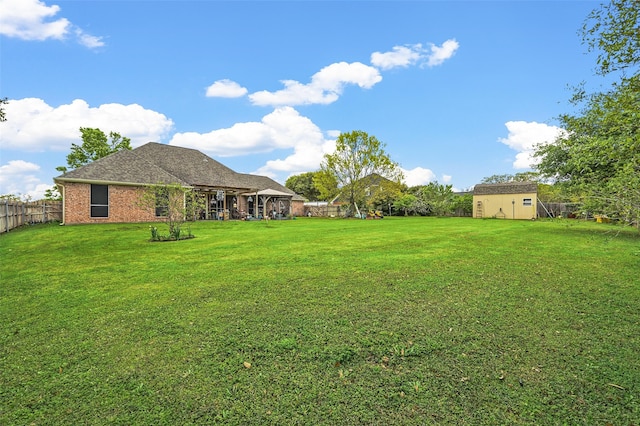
134,143 -> 241,188
55,148 -> 189,185
473,181 -> 538,195
54,142 -> 298,197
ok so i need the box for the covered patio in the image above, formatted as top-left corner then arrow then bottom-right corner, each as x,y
195,187 -> 295,220
241,188 -> 294,220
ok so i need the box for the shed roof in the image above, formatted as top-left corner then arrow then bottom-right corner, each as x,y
473,181 -> 538,195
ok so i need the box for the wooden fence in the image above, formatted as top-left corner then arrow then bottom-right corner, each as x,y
0,200 -> 62,234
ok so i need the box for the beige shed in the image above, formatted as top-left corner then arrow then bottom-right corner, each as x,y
473,181 -> 538,220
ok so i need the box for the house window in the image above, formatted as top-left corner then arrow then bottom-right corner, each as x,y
90,184 -> 109,217
155,188 -> 169,217
523,198 -> 532,206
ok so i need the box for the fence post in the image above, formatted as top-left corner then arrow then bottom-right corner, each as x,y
4,200 -> 8,233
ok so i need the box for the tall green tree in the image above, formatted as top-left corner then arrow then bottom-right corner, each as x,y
285,171 -> 321,201
409,182 -> 456,216
57,127 -> 132,173
534,0 -> 639,228
320,130 -> 403,216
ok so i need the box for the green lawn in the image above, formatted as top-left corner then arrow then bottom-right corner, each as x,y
1,217 -> 638,425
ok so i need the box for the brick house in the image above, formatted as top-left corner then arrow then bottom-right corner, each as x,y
473,181 -> 538,220
54,143 -> 304,224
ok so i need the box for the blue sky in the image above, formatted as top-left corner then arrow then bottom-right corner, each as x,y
1,0 -> 603,199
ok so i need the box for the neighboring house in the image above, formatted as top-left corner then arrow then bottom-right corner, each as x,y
54,142 -> 304,225
329,173 -> 402,216
473,181 -> 538,220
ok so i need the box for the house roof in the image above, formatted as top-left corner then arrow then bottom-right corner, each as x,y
473,181 -> 538,195
134,143 -> 241,188
54,142 -> 300,198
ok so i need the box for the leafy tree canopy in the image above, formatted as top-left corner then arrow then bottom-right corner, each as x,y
535,0 -> 639,227
583,0 -> 639,76
0,194 -> 22,202
285,171 -> 322,201
320,130 -> 403,215
393,194 -> 417,216
408,182 -> 456,216
57,127 -> 132,173
312,170 -> 339,202
44,187 -> 62,201
480,172 -> 540,184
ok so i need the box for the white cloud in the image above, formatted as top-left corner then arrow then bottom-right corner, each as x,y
170,107 -> 341,182
426,39 -> 459,67
0,160 -> 40,175
27,183 -> 54,200
215,39 -> 457,108
170,106 -> 326,159
206,79 -> 248,98
0,0 -> 68,40
0,0 -> 104,48
74,28 -> 105,49
371,40 -> 459,70
249,62 -> 382,107
0,160 -> 51,199
498,121 -> 566,169
0,98 -> 174,152
371,44 -> 423,70
253,132 -> 336,179
403,167 -> 436,187
441,174 -> 452,183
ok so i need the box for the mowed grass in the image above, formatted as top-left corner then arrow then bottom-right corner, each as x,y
1,217 -> 638,425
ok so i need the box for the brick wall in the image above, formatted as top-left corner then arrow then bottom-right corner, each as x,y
291,200 -> 305,217
62,183 -> 162,224
61,182 -> 304,223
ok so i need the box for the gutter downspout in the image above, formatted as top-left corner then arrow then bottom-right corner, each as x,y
57,183 -> 65,225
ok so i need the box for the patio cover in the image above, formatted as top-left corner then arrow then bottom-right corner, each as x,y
243,188 -> 294,197
242,188 -> 294,218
